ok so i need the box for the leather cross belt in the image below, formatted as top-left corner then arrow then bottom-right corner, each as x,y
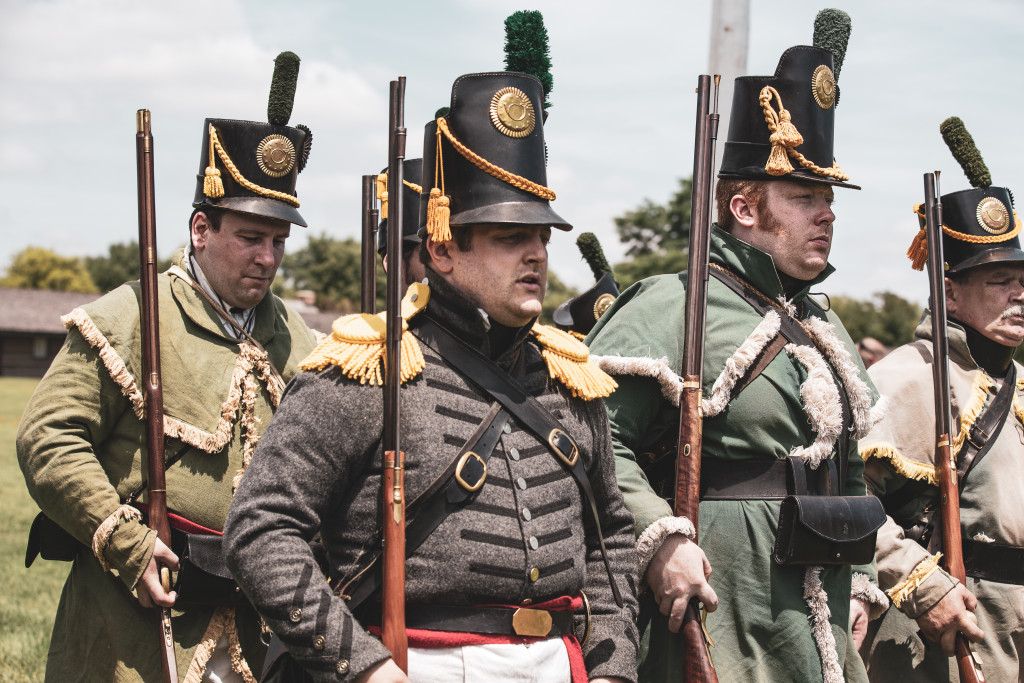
963,538 -> 1024,585
366,604 -> 575,638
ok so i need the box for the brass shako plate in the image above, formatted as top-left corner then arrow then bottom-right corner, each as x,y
811,65 -> 836,110
977,197 -> 1011,234
490,87 -> 536,138
257,134 -> 296,178
593,293 -> 615,321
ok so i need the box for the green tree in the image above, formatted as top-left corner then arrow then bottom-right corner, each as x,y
829,291 -> 921,347
614,177 -> 692,257
1,247 -> 97,292
84,241 -> 173,292
280,234 -> 386,312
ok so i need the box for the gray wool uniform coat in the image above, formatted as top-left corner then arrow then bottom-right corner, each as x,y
223,273 -> 640,682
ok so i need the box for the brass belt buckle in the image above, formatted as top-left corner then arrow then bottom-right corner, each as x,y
548,428 -> 579,467
511,608 -> 553,637
454,451 -> 487,492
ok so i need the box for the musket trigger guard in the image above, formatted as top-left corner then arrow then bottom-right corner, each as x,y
548,428 -> 580,468
454,451 -> 487,492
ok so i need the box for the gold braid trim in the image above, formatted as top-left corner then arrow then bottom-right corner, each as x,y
566,329 -> 587,341
859,442 -> 937,486
91,504 -> 143,573
951,372 -> 995,457
436,117 -> 556,200
1014,393 -> 1024,427
182,607 -> 232,683
299,282 -> 429,385
759,86 -> 849,181
907,203 -> 1023,270
530,324 -> 618,400
207,124 -> 300,207
887,553 -> 943,609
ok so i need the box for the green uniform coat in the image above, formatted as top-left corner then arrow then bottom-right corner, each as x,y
860,315 -> 1024,682
586,227 -> 888,682
17,250 -> 317,682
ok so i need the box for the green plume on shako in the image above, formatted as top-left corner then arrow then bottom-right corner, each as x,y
576,232 -> 613,281
813,9 -> 851,81
268,51 -> 301,126
940,116 -> 992,189
504,10 -> 553,110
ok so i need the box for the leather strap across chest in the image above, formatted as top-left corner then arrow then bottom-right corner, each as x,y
415,316 -> 623,608
709,266 -> 853,490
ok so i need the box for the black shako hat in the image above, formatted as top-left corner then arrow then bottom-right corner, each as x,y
419,72 -> 570,242
376,158 -> 424,256
908,117 -> 1023,275
553,232 -> 619,337
718,10 -> 858,190
192,52 -> 311,226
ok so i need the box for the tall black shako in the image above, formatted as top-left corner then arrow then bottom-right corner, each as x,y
553,233 -> 620,337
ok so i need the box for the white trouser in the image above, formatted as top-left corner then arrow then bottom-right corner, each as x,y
407,638 -> 572,683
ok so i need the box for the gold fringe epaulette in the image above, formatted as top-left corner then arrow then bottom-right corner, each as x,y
299,283 -> 429,385
530,323 -> 618,400
859,443 -> 937,485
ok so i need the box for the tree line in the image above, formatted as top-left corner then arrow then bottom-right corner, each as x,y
1,178 -> 923,349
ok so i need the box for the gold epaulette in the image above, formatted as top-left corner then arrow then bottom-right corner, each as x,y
299,282 -> 429,385
530,323 -> 618,400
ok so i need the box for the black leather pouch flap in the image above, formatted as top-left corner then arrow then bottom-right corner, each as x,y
175,533 -> 243,606
773,494 -> 886,566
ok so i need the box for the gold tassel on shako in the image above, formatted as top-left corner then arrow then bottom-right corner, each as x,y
530,323 -> 618,400
376,172 -> 388,220
204,124 -> 225,199
298,282 -> 429,385
426,121 -> 453,242
760,86 -> 803,176
907,203 -> 929,271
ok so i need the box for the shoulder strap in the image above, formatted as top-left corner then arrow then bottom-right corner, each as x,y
710,267 -> 852,490
957,363 -> 1016,491
414,316 -> 624,608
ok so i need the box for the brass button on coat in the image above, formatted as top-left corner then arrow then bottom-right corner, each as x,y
336,659 -> 350,674
529,567 -> 540,581
313,635 -> 325,650
289,608 -> 302,623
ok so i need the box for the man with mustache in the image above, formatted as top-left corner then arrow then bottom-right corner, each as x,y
586,10 -> 891,681
859,118 -> 1023,682
17,52 -> 318,681
224,67 -> 638,683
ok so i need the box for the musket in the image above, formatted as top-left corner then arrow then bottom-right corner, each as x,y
674,74 -> 720,683
361,174 -> 379,314
135,109 -> 178,683
923,171 -> 985,683
381,77 -> 408,672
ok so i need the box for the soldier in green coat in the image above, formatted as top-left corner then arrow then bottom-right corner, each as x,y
17,53 -> 318,682
587,11 -> 890,682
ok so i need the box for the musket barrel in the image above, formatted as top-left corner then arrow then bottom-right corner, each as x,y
361,175 -> 378,314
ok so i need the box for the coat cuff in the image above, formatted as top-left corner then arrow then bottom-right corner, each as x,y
92,505 -> 155,590
636,515 -> 695,577
850,572 -> 889,620
886,553 -> 958,620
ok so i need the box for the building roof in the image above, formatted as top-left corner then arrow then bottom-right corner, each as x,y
0,288 -> 102,334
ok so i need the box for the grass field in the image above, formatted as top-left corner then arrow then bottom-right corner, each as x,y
0,378 -> 66,682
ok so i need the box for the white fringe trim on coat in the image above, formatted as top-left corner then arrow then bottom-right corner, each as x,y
589,355 -> 684,407
91,504 -> 143,572
802,316 -> 888,437
851,571 -> 890,620
803,566 -> 844,683
182,607 -> 256,683
702,311 -> 781,418
635,515 -> 696,577
786,344 -> 843,468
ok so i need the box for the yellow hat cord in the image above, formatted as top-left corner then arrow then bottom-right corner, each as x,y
759,86 -> 850,182
376,172 -> 388,220
205,124 -> 300,207
426,125 -> 453,242
907,203 -> 1023,271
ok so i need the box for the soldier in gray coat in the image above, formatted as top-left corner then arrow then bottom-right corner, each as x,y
224,71 -> 638,683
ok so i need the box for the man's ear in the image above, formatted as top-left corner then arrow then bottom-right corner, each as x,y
426,237 -> 456,275
729,194 -> 757,229
944,276 -> 958,317
191,211 -> 211,251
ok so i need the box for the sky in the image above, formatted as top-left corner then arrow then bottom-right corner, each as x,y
2,0 -> 1023,305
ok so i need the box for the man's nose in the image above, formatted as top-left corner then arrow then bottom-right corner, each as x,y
525,234 -> 548,263
253,240 -> 277,267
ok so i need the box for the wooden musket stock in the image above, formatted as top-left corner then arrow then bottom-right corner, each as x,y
674,75 -> 720,683
135,109 -> 178,683
361,174 -> 379,314
923,172 -> 984,683
381,77 -> 409,673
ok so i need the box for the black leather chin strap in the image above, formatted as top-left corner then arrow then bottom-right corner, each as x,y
415,317 -> 624,608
